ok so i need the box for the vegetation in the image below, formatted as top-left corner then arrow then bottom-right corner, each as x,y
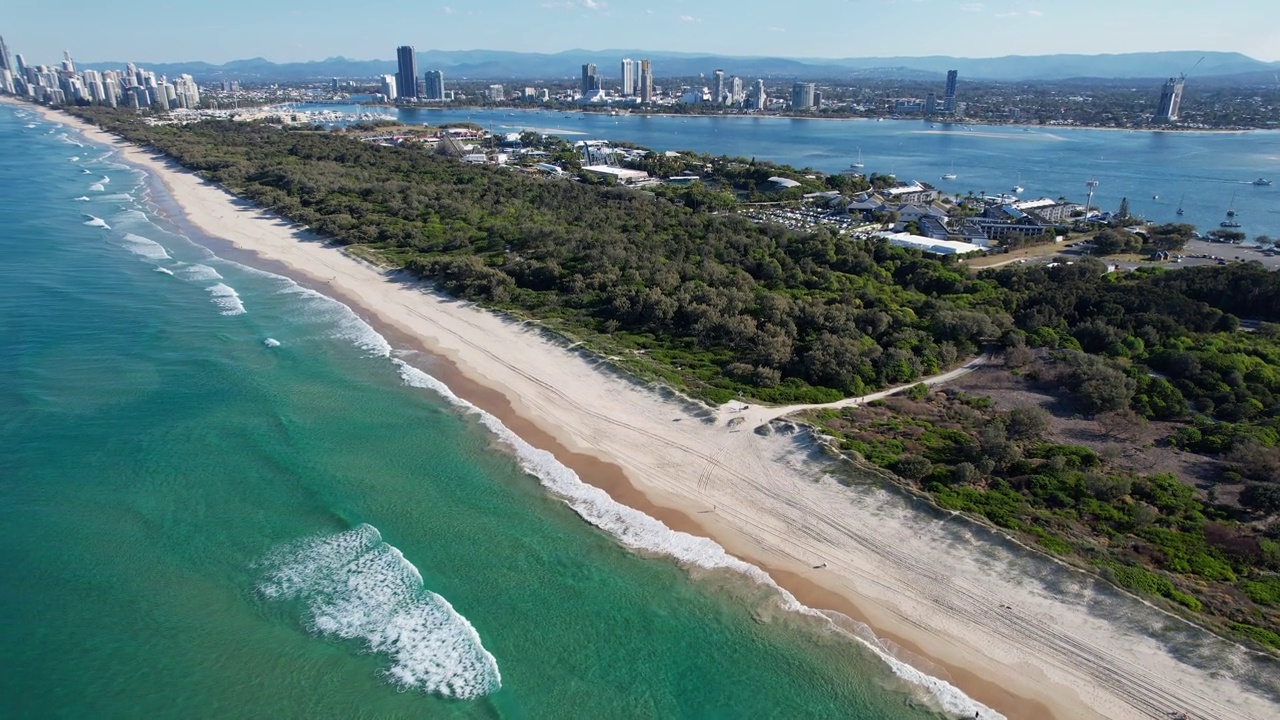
808,388 -> 1280,651
63,106 -> 1280,651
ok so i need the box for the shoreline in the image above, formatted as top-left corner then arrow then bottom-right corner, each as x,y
13,97 -> 1279,720
361,102 -> 1258,134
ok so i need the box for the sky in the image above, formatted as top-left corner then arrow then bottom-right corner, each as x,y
3,0 -> 1278,65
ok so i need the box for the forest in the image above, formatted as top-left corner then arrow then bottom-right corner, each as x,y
64,107 -> 1280,648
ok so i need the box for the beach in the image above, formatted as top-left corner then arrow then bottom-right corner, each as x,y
15,98 -> 1278,720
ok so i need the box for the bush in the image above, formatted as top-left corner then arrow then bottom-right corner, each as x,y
1229,623 -> 1280,650
1241,484 -> 1280,515
1007,405 -> 1052,440
894,454 -> 933,480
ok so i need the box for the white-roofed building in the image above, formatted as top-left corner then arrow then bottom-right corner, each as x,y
876,231 -> 986,256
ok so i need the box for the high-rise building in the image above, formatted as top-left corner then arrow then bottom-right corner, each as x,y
380,74 -> 397,101
1156,76 -> 1185,122
620,58 -> 635,96
790,82 -> 815,110
943,69 -> 958,113
639,59 -> 653,103
581,63 -> 599,95
425,70 -> 445,101
924,92 -> 938,115
712,69 -> 724,105
395,45 -> 418,100
751,79 -> 766,110
488,84 -> 504,101
15,52 -> 27,77
61,50 -> 75,74
729,76 -> 743,106
0,36 -> 12,74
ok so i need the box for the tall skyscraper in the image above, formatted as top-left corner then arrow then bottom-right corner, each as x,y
380,74 -> 397,101
791,82 -> 815,110
0,36 -> 12,74
943,69 -> 958,113
751,79 -> 766,110
1156,76 -> 1185,122
924,92 -> 938,115
61,50 -> 75,74
581,63 -> 599,95
620,58 -> 635,96
395,45 -> 418,100
729,76 -> 743,106
639,59 -> 653,103
424,70 -> 445,101
712,69 -> 724,105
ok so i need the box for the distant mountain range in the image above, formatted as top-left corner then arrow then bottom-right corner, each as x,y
83,50 -> 1280,83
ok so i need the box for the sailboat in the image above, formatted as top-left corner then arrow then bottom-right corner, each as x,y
941,161 -> 957,181
851,147 -> 865,169
1012,172 -> 1024,194
1220,192 -> 1241,227
1176,193 -> 1185,216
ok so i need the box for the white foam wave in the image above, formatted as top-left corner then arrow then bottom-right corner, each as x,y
278,284 -> 391,355
73,196 -> 91,202
263,338 -> 281,347
205,283 -> 246,316
59,133 -> 85,148
69,156 -> 80,162
82,215 -> 111,230
116,233 -> 171,261
82,168 -> 92,174
176,263 -> 223,281
98,174 -> 110,185
259,524 -> 501,699
24,122 -> 38,129
154,267 -> 175,276
99,193 -> 134,202
393,359 -> 1002,719
88,183 -> 105,192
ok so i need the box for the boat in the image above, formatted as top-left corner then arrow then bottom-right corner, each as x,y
1012,172 -> 1024,194
1152,194 -> 1160,200
1226,191 -> 1238,218
1255,178 -> 1273,186
941,161 -> 957,181
1220,220 -> 1242,228
1176,193 -> 1186,215
851,147 -> 864,169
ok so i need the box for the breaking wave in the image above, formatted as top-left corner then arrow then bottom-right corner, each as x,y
258,524 -> 501,699
175,263 -> 222,282
88,183 -> 105,192
205,283 -> 246,316
82,215 -> 111,230
73,196 -> 91,202
115,233 -> 171,261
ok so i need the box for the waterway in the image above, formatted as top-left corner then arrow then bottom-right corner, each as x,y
295,103 -> 1280,236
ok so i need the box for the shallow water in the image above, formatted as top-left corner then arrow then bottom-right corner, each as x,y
0,106 -> 962,718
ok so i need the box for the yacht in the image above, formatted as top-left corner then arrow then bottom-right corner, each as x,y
1226,191 -> 1238,218
941,161 -> 957,181
1254,178 -> 1273,186
1176,193 -> 1186,216
851,147 -> 865,169
1012,172 -> 1024,194
1220,220 -> 1242,228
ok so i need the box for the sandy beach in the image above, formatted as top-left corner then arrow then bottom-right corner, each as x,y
14,97 -> 1279,720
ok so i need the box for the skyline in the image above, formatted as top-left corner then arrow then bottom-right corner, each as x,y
3,0 -> 1280,65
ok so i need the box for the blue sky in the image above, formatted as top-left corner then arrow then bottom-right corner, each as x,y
4,0 -> 1278,64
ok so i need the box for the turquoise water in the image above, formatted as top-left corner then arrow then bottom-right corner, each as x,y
0,107 -> 959,718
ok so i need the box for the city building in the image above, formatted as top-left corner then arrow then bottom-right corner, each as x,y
750,79 -> 766,110
1156,76 -> 1185,121
729,76 -> 743,106
620,58 -> 635,96
638,60 -> 653,103
878,231 -> 985,256
395,45 -> 417,100
424,70 -> 445,101
581,63 -> 599,95
924,92 -> 938,115
0,35 -> 12,74
380,74 -> 397,101
488,84 -> 504,101
712,69 -> 724,105
944,69 -> 958,113
791,82 -> 815,110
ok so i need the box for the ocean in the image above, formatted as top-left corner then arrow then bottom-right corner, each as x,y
303,103 -> 1280,237
0,107 -> 962,717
